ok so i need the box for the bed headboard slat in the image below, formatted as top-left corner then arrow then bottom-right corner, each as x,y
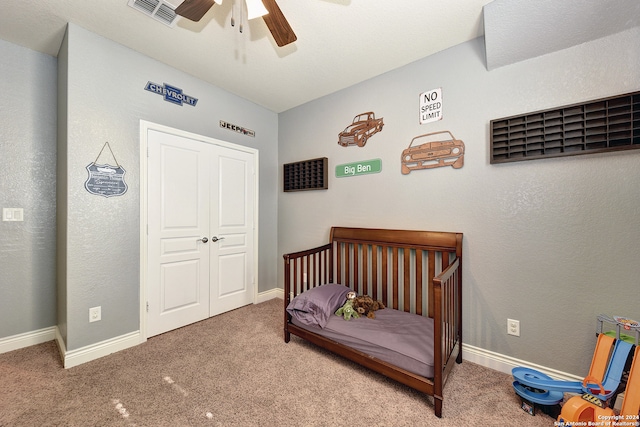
284,228 -> 462,317
428,250 -> 436,317
371,244 -> 378,301
391,246 -> 399,310
326,227 -> 462,316
416,249 -> 423,316
404,249 -> 411,311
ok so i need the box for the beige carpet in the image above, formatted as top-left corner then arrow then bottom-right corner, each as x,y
0,299 -> 555,426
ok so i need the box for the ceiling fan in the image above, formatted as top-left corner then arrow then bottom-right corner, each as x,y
175,0 -> 297,47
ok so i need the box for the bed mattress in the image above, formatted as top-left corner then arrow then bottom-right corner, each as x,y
291,308 -> 435,378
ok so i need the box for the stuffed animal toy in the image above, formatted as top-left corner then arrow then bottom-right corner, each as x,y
335,299 -> 359,320
352,295 -> 385,319
335,291 -> 359,320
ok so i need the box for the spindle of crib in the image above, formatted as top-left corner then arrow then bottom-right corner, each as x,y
284,244 -> 332,298
371,245 -> 378,301
435,258 -> 461,363
416,250 -> 424,316
328,238 -> 462,321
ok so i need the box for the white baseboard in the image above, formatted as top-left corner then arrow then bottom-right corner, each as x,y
0,326 -> 57,354
462,343 -> 582,381
1,298 -> 580,380
256,287 -> 283,303
59,290 -> 282,368
57,329 -> 142,369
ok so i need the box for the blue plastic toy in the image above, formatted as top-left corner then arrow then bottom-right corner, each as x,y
511,315 -> 637,415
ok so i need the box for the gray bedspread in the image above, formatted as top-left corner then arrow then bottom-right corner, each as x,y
291,308 -> 435,378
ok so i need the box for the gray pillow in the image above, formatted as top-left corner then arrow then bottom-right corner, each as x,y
286,284 -> 351,328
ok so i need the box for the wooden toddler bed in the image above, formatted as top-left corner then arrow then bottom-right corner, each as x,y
283,227 -> 463,418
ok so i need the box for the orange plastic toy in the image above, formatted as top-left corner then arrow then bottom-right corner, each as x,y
558,345 -> 640,425
557,385 -> 616,423
588,334 -> 616,382
619,346 -> 640,417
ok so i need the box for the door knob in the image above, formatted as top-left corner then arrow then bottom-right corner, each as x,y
211,236 -> 225,242
197,237 -> 208,243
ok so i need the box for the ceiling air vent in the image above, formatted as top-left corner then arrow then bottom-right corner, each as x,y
127,0 -> 181,27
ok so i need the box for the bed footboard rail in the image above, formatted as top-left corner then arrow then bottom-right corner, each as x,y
432,256 -> 462,413
283,243 -> 333,298
283,243 -> 333,342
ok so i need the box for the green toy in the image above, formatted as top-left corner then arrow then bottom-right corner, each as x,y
335,291 -> 359,320
335,300 -> 359,320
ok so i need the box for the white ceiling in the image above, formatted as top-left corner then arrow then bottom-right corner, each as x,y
1,0 -> 638,113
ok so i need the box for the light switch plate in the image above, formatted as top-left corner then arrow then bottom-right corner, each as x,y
3,208 -> 24,221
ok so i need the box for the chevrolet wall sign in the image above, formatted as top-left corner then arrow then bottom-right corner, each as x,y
145,81 -> 198,107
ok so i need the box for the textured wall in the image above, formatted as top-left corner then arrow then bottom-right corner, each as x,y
483,0 -> 640,70
57,31 -> 69,343
0,39 -> 57,337
278,29 -> 640,376
59,24 -> 278,351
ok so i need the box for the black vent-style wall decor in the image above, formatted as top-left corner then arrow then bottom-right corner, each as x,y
490,91 -> 640,164
283,157 -> 328,192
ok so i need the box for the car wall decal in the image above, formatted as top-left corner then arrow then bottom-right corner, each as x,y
400,131 -> 465,174
338,112 -> 384,147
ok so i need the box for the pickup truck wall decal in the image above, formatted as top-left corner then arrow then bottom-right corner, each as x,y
338,112 -> 384,147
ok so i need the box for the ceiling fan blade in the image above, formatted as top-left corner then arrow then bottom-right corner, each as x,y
261,0 -> 297,47
175,0 -> 216,22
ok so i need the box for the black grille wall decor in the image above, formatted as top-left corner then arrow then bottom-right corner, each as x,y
490,91 -> 640,164
283,157 -> 328,192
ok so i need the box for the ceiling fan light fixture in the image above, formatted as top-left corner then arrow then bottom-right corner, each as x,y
245,0 -> 268,20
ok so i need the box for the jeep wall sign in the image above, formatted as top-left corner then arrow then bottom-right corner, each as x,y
145,81 -> 198,107
220,120 -> 255,137
85,164 -> 128,197
419,88 -> 443,124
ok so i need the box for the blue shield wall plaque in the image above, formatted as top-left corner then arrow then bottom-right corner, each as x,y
85,163 -> 128,197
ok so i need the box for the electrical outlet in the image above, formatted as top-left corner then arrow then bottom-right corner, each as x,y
508,318 -> 520,336
89,306 -> 102,323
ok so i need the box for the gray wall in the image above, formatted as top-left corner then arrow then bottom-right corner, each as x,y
1,24 -> 280,353
0,39 -> 57,338
278,28 -> 640,376
1,18 -> 637,377
57,31 -> 69,342
57,23 -> 278,351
